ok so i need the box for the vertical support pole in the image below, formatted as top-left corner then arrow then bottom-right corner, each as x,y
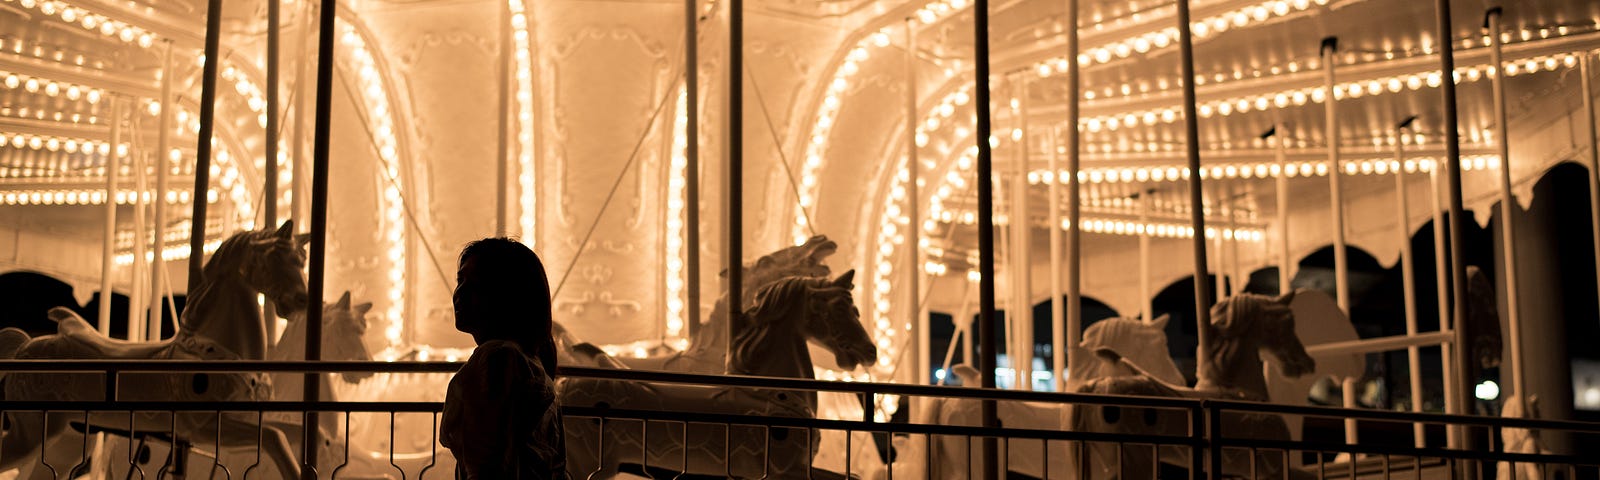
150,41 -> 173,341
131,116 -> 149,341
1213,192 -> 1226,302
264,0 -> 282,345
305,0 -> 340,469
494,0 -> 511,236
291,0 -> 312,232
974,0 -> 1000,472
1395,123 -> 1425,447
1485,8 -> 1526,407
100,98 -> 122,337
1322,37 -> 1349,312
905,20 -> 926,386
1227,184 -> 1240,295
1433,0 -> 1475,451
1139,189 -> 1151,322
1175,0 -> 1212,371
1062,0 -> 1081,394
1012,82 -> 1033,390
191,0 -> 224,291
1430,162 -> 1461,446
726,0 -> 743,373
1274,119 -> 1291,295
1582,55 -> 1600,327
1048,129 -> 1065,391
685,0 -> 701,340
1322,38 -> 1359,445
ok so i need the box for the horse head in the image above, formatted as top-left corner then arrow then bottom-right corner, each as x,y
732,271 -> 875,377
1250,291 -> 1315,378
322,291 -> 375,382
1076,314 -> 1186,388
242,221 -> 312,316
801,270 -> 876,371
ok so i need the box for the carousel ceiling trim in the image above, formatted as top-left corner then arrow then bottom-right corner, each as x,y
994,0 -> 1328,75
0,55 -> 154,99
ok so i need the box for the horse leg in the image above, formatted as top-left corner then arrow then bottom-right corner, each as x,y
209,414 -> 300,479
16,414 -> 76,480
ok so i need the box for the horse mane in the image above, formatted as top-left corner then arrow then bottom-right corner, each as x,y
729,276 -> 819,373
1207,293 -> 1271,372
180,229 -> 270,332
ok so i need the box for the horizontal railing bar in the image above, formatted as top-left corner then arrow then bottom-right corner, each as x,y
561,406 -> 1203,445
0,360 -> 464,373
0,401 -> 444,412
560,366 -> 1204,408
1205,399 -> 1600,432
0,361 -> 1203,408
1216,437 -> 1600,466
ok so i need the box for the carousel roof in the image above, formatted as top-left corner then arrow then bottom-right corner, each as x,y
1,0 -> 1597,349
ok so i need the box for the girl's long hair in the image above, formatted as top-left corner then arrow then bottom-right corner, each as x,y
460,237 -> 559,374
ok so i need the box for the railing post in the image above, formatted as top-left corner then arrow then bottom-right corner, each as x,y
305,0 -> 341,471
1206,403 -> 1221,480
973,0 -> 1000,473
1432,0 -> 1474,453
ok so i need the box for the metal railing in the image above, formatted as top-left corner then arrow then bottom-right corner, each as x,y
0,360 -> 1593,479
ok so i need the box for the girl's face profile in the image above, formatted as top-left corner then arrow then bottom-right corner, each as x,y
453,257 -> 483,335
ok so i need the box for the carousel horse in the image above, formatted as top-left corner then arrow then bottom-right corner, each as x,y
65,292 -> 382,479
1070,291 -> 1318,480
612,235 -> 838,373
892,315 -> 1187,479
0,222 -> 310,480
560,271 -> 877,479
1497,394 -> 1549,480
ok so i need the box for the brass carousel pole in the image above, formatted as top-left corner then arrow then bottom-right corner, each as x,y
100,97 -> 122,337
1048,129 -> 1064,391
150,41 -> 173,341
905,19 -> 926,386
1486,7 -> 1526,407
191,0 -> 224,291
725,0 -> 742,372
1175,0 -> 1211,391
1322,37 -> 1359,445
1582,55 -> 1600,329
495,0 -> 511,236
305,0 -> 341,469
1272,120 -> 1290,295
1394,117 -> 1425,447
1430,150 -> 1461,447
265,0 -> 282,344
1062,0 -> 1081,395
685,0 -> 701,344
1432,0 -> 1474,452
1322,37 -> 1349,313
974,0 -> 1000,473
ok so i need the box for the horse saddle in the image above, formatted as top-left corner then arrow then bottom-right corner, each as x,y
50,307 -> 172,358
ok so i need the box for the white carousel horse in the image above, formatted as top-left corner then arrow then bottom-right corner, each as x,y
560,271 -> 877,479
614,235 -> 838,373
0,222 -> 311,480
1070,291 -> 1318,480
1497,394 -> 1549,480
890,315 -> 1187,479
73,292 -> 384,479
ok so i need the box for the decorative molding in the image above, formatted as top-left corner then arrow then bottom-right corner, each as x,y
556,290 -> 642,317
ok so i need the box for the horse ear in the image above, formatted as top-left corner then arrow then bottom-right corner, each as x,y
294,233 -> 311,248
336,291 -> 351,309
832,269 -> 855,289
1276,289 -> 1297,305
354,302 -> 373,315
1150,314 -> 1169,329
275,221 -> 294,238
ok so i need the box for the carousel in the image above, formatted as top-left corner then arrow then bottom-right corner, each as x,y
0,0 -> 1597,476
